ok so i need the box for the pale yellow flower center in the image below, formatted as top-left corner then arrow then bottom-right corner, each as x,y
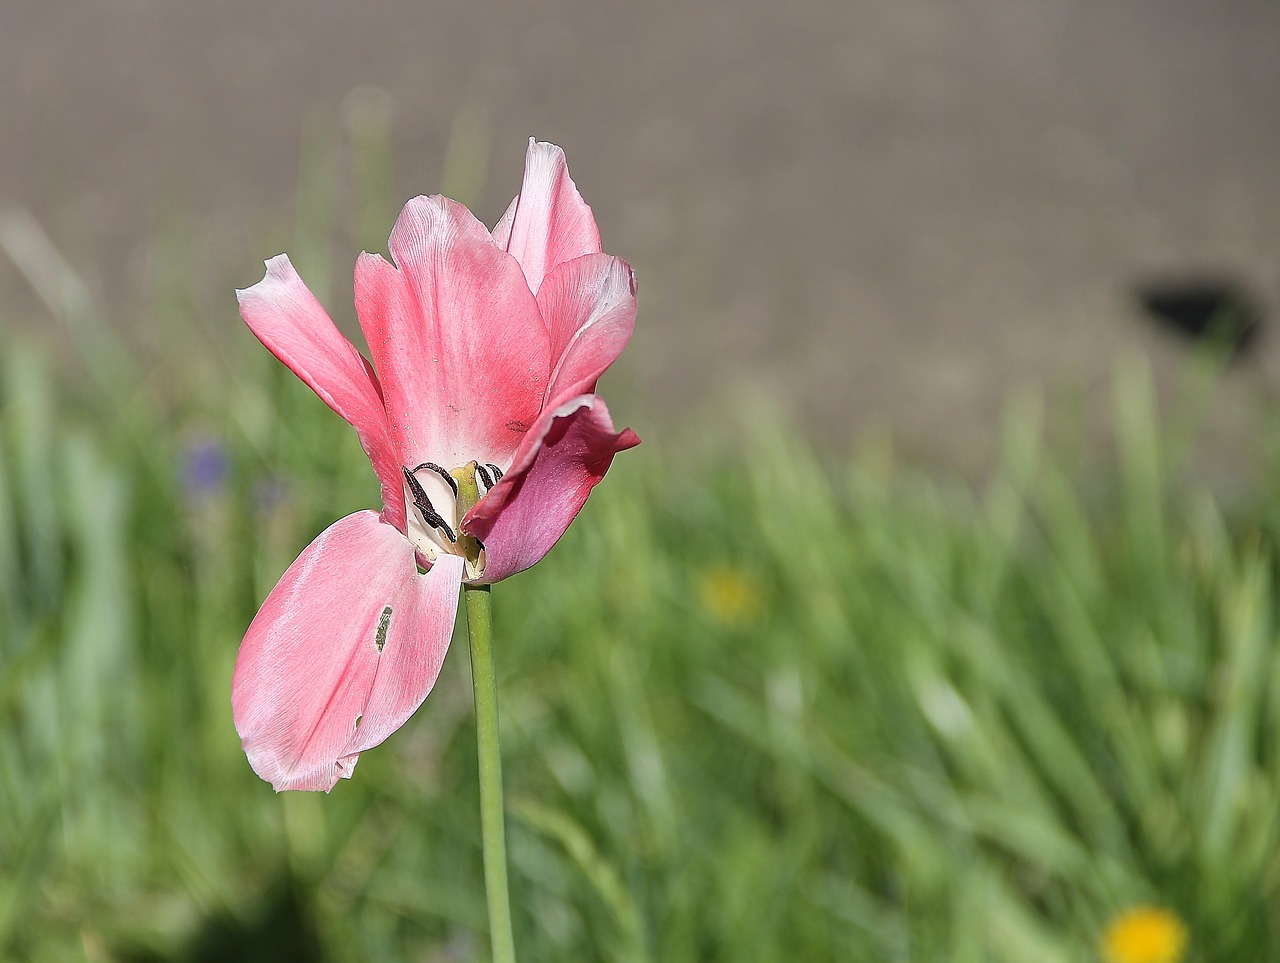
403,460 -> 503,579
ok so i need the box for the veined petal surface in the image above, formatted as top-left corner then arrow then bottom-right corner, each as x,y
492,139 -> 602,294
355,197 -> 551,470
232,512 -> 464,792
238,256 -> 406,531
539,253 -> 637,407
464,395 -> 639,584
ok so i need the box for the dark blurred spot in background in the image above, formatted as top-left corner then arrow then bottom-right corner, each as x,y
117,873 -> 323,963
1137,277 -> 1264,359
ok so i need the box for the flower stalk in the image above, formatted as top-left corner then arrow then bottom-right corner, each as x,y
456,462 -> 517,963
465,583 -> 516,963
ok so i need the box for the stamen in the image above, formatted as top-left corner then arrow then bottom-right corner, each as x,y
375,605 -> 393,653
411,461 -> 459,498
402,466 -> 457,542
475,463 -> 494,489
487,464 -> 504,482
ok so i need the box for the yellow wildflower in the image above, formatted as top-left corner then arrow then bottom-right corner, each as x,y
697,566 -> 762,625
1101,905 -> 1188,963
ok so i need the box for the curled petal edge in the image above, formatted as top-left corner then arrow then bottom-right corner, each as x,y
463,395 -> 639,584
539,253 -> 637,408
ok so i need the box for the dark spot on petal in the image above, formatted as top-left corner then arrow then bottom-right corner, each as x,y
375,605 -> 393,652
506,420 -> 529,433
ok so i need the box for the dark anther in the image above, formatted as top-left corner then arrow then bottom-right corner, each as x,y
487,464 -> 503,482
411,461 -> 458,497
402,466 -> 457,542
475,463 -> 494,489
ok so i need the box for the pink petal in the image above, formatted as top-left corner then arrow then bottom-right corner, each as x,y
354,197 -> 551,471
538,254 -> 637,407
463,395 -> 639,584
238,256 -> 406,532
232,511 -> 464,792
491,140 -> 602,295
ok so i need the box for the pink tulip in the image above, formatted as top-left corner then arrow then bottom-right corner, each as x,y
233,140 -> 638,791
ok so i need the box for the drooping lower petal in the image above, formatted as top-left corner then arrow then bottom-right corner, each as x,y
491,139 -> 602,295
463,395 -> 639,584
354,196 -> 551,470
232,511 -> 465,791
238,256 -> 406,531
539,253 -> 637,406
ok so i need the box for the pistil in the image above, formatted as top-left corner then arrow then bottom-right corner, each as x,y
451,462 -> 486,579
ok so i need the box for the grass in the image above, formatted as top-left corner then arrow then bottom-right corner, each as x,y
2,320 -> 1278,961
2,127 -> 1278,960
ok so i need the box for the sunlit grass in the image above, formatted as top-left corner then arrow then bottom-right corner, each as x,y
2,316 -> 1278,961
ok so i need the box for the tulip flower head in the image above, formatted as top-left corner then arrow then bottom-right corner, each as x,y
232,140 -> 638,791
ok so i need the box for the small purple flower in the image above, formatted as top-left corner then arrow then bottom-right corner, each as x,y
182,438 -> 229,498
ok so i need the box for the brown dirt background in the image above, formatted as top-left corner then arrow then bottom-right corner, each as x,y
3,0 -> 1280,474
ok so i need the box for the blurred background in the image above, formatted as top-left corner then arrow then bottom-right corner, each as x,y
5,0 -> 1280,464
3,0 -> 1280,960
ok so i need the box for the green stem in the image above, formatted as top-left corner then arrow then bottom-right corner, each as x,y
465,582 -> 517,963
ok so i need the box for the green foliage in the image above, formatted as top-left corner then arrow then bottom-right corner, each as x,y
1,325 -> 1277,961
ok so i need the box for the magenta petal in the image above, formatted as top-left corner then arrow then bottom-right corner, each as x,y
491,140 -> 602,295
354,196 -> 551,469
464,396 -> 640,584
232,511 -> 464,792
238,256 -> 406,532
539,254 -> 637,407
